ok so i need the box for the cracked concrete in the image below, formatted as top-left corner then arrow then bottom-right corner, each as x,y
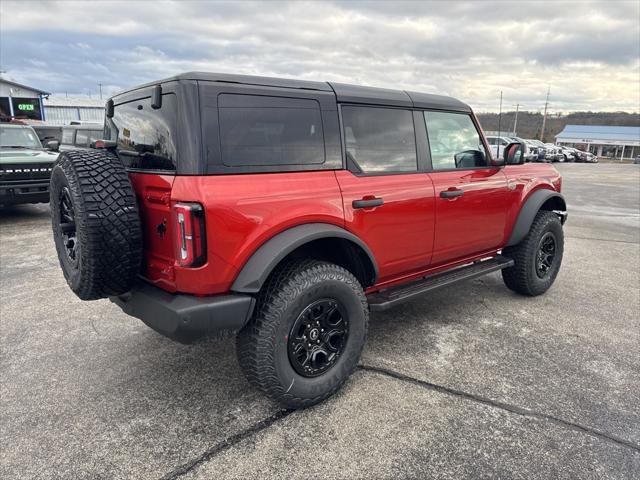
1,163 -> 639,479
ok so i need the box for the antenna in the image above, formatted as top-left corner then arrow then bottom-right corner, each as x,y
540,85 -> 550,141
497,91 -> 503,138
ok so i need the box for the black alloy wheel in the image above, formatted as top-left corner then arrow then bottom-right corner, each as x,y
288,298 -> 349,377
236,259 -> 368,408
59,186 -> 79,265
536,232 -> 556,278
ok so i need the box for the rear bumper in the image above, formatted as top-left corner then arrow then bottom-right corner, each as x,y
110,282 -> 255,344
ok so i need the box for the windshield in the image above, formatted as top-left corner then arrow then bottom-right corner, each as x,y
0,126 -> 43,149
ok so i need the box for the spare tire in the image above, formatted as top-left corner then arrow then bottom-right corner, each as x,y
50,150 -> 142,300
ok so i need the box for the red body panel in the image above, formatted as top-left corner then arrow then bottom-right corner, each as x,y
169,171 -> 344,295
335,170 -> 436,283
129,163 -> 561,297
429,167 -> 510,264
129,173 -> 177,291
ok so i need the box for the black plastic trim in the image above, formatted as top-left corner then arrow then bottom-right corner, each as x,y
368,255 -> 514,311
353,198 -> 384,209
110,283 -> 255,344
231,223 -> 379,293
506,190 -> 567,246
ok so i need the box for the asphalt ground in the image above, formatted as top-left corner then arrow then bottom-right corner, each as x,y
1,163 -> 639,479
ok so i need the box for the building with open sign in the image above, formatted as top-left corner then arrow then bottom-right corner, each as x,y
0,77 -> 49,121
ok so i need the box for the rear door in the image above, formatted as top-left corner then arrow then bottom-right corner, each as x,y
105,92 -> 179,288
336,105 -> 435,283
423,110 -> 510,265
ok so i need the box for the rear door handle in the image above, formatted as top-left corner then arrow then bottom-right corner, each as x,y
353,197 -> 384,209
440,189 -> 464,199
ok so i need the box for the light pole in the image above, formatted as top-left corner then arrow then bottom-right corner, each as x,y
540,85 -> 550,141
513,104 -> 520,135
98,83 -> 103,100
497,91 -> 503,138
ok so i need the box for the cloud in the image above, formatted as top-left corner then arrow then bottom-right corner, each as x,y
1,0 -> 638,112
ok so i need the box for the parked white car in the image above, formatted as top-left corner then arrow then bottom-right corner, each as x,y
559,146 -> 576,162
524,139 -> 549,162
485,135 -> 513,160
544,143 -> 563,162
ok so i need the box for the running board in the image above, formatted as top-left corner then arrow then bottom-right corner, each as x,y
367,255 -> 514,312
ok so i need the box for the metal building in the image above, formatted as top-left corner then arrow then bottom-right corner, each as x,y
0,77 -> 49,121
43,96 -> 105,126
556,125 -> 640,160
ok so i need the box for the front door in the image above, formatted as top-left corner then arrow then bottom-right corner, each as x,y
423,110 -> 510,265
337,105 -> 435,283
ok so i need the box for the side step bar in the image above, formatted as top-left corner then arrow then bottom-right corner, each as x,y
367,255 -> 514,312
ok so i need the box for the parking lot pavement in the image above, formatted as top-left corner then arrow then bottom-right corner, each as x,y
1,163 -> 639,479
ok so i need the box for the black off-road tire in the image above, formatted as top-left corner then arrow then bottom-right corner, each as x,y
501,210 -> 564,296
237,260 -> 368,409
50,150 -> 142,300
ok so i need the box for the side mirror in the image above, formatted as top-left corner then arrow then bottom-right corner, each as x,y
454,150 -> 487,168
46,140 -> 59,152
504,142 -> 526,165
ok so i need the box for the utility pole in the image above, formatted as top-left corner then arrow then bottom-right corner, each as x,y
540,85 -> 550,142
513,103 -> 520,135
497,91 -> 503,137
98,83 -> 103,100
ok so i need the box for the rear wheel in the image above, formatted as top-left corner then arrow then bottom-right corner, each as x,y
236,259 -> 368,409
501,210 -> 564,296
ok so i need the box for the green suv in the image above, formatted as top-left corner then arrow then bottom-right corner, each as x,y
0,124 -> 59,206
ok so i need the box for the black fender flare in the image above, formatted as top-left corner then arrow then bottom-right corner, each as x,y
231,223 -> 379,294
506,190 -> 567,247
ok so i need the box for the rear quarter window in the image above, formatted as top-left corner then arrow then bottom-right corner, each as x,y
75,130 -> 89,147
218,94 -> 325,167
106,93 -> 177,171
61,129 -> 75,145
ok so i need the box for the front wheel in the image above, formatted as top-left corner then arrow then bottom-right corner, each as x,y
501,211 -> 564,296
237,260 -> 368,408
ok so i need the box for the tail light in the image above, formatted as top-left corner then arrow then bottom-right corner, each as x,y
93,139 -> 117,150
172,202 -> 206,267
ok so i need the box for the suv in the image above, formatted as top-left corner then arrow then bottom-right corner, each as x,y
58,124 -> 103,152
49,72 -> 567,408
1,124 -> 59,206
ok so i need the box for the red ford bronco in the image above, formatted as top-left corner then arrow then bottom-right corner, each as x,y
50,72 -> 566,408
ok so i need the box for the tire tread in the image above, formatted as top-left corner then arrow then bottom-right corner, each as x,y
237,259 -> 368,408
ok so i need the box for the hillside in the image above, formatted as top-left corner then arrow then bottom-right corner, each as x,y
476,111 -> 640,143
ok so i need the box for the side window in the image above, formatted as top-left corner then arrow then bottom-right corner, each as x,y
424,111 -> 488,170
87,130 -> 101,144
61,129 -> 74,145
218,94 -> 325,167
487,137 -> 497,145
75,130 -> 88,147
341,106 -> 417,173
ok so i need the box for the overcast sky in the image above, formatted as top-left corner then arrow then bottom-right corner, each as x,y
1,0 -> 639,112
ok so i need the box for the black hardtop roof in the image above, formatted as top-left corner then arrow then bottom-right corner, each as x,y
110,71 -> 471,112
